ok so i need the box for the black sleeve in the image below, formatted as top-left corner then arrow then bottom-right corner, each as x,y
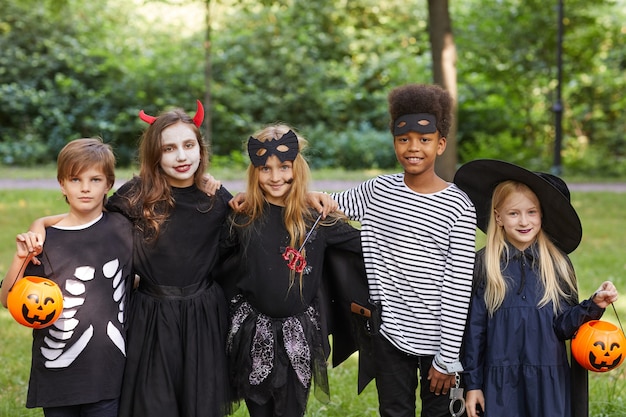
211,213 -> 242,301
105,177 -> 141,220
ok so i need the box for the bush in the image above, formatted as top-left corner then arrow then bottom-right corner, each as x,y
306,123 -> 398,170
458,130 -> 549,171
0,133 -> 49,166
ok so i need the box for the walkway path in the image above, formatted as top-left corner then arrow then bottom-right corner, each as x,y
0,178 -> 357,192
1,178 -> 626,193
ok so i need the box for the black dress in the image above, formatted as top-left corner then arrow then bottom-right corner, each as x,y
107,178 -> 233,417
225,204 -> 362,417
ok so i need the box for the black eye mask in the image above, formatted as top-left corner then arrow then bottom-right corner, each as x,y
393,113 -> 438,135
247,130 -> 299,167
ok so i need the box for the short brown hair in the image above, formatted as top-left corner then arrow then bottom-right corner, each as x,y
56,138 -> 116,188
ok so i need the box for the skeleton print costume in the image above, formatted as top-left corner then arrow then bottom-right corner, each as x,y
224,204 -> 362,417
23,212 -> 133,409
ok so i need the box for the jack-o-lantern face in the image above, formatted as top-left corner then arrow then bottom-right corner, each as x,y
588,340 -> 623,371
7,276 -> 63,329
572,320 -> 626,373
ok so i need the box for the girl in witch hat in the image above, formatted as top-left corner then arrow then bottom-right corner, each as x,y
455,159 -> 618,417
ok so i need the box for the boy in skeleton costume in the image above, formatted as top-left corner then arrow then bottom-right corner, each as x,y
1,138 -> 133,417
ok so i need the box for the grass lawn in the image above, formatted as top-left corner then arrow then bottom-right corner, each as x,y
1,183 -> 625,416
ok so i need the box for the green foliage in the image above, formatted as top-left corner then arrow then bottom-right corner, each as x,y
0,0 -> 207,166
210,150 -> 249,171
0,134 -> 49,166
458,130 -> 548,171
306,123 -> 398,170
210,0 -> 429,155
573,192 -> 626,416
453,0 -> 626,175
0,0 -> 625,175
0,309 -> 40,417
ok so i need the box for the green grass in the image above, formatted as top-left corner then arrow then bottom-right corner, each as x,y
1,188 -> 626,416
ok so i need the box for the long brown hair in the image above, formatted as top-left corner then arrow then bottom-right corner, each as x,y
129,108 -> 209,240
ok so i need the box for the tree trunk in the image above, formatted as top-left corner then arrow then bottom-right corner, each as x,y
203,0 -> 213,145
428,0 -> 458,181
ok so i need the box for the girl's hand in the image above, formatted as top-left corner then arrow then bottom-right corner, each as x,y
592,281 -> 619,308
305,192 -> 338,219
200,173 -> 222,196
229,191 -> 339,217
465,389 -> 485,417
229,193 -> 247,212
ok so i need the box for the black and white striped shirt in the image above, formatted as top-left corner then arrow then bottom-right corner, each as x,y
332,174 -> 476,372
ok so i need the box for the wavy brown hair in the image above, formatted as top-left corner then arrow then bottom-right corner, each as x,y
128,108 -> 209,240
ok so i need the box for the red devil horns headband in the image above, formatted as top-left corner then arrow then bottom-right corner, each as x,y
138,100 -> 205,127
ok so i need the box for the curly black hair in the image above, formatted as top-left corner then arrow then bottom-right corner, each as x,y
387,84 -> 453,137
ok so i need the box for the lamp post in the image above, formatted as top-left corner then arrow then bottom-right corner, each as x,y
551,0 -> 564,176
553,5 -> 588,416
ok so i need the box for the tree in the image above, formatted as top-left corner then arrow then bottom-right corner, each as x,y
2,0 -> 625,177
428,0 -> 458,181
203,0 -> 214,144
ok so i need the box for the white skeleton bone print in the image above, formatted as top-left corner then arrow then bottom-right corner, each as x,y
40,259 -> 126,369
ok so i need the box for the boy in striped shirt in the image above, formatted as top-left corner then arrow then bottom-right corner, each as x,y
330,84 -> 476,417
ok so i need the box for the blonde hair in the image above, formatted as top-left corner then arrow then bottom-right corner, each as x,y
235,123 -> 342,294
483,180 -> 578,316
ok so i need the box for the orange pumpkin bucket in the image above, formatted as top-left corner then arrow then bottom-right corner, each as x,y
571,320 -> 626,372
7,276 -> 63,329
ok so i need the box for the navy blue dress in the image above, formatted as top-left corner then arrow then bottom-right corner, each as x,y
462,244 -> 604,417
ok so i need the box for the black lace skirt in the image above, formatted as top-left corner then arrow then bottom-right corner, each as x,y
227,295 -> 329,416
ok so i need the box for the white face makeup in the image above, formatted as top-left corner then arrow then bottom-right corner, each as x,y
159,122 -> 201,187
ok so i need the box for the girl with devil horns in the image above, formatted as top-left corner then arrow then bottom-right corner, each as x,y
103,100 -> 235,417
220,123 -> 363,417
455,159 -> 619,417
